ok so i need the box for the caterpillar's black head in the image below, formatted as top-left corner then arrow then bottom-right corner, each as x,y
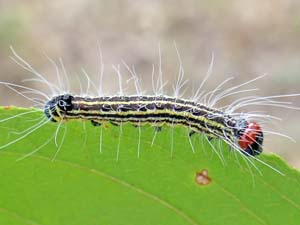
44,94 -> 74,122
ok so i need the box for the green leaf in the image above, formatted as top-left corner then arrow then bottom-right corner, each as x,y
0,107 -> 300,225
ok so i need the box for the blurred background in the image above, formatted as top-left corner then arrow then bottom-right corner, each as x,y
0,0 -> 299,167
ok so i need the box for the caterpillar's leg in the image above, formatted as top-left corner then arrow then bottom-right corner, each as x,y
151,126 -> 162,146
91,120 -> 102,127
110,121 -> 120,126
155,126 -> 162,132
207,136 -> 214,142
132,123 -> 140,128
189,130 -> 196,137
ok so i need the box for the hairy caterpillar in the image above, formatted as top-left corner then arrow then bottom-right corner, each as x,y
0,46 -> 299,175
45,94 -> 263,157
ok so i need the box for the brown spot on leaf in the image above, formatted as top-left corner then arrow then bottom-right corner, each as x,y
195,169 -> 212,186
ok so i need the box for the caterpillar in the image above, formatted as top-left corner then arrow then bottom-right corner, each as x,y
0,46 -> 299,174
45,94 -> 263,157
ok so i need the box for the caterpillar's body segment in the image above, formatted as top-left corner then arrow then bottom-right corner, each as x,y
44,94 -> 263,156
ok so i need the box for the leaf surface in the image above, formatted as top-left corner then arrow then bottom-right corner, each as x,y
0,107 -> 299,225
